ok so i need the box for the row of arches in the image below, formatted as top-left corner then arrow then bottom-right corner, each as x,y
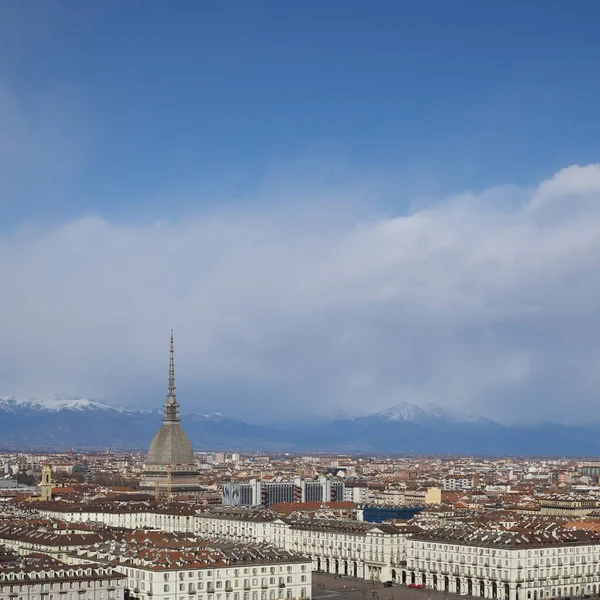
314,557 -> 360,578
403,572 -> 600,600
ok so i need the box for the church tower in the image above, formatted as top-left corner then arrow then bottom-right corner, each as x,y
40,461 -> 52,501
140,332 -> 201,496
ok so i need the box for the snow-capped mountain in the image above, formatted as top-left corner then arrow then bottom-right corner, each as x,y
0,394 -> 289,451
2,396 -> 600,455
0,394 -> 119,413
375,401 -> 486,423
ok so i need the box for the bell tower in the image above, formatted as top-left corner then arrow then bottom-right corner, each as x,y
40,461 -> 52,501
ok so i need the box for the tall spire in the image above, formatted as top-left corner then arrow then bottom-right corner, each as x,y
168,330 -> 176,398
163,330 -> 180,422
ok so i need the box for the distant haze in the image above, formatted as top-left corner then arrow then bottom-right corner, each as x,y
2,165 -> 600,424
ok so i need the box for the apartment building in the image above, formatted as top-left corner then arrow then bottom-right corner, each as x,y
539,495 -> 598,517
344,484 -> 370,504
270,519 -> 420,582
0,522 -> 112,562
0,547 -> 126,600
404,488 -> 442,506
35,504 -> 419,583
440,475 -> 480,492
70,531 -> 311,600
404,525 -> 600,600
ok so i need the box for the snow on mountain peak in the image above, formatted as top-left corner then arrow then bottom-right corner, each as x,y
0,394 -> 119,412
377,401 -> 482,423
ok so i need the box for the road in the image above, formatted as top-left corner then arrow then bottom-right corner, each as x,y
312,572 -> 462,600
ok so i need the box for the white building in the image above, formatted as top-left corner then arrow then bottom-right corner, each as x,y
440,475 -> 480,492
34,504 -> 418,583
70,532 -> 311,600
271,518 -> 420,582
404,525 -> 600,600
0,548 -> 126,600
343,485 -> 370,504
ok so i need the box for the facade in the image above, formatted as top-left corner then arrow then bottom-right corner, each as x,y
539,495 -> 598,516
0,522 -> 110,562
404,526 -> 600,600
140,333 -> 201,495
270,519 -> 418,582
344,485 -> 370,504
35,505 -> 417,583
70,532 -> 311,600
222,479 -> 344,508
404,488 -> 442,506
441,475 -> 480,492
0,548 -> 126,600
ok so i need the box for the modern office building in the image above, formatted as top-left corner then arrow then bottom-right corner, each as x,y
222,478 -> 344,507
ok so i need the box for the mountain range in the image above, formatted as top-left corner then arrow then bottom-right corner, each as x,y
0,395 -> 598,456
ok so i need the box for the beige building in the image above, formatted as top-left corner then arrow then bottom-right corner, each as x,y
404,487 -> 441,505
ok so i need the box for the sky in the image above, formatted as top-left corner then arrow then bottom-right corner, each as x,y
1,2 -> 600,424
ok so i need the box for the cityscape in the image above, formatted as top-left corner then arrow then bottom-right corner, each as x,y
2,6 -> 600,600
4,334 -> 600,600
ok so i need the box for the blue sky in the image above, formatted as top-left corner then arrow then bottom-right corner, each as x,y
2,2 -> 600,423
2,1 -> 600,222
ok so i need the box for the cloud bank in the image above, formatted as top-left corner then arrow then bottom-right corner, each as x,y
2,164 -> 600,424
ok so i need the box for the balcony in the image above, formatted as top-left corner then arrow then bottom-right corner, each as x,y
244,585 -> 251,591
188,590 -> 197,594
226,587 -> 233,593
207,589 -> 215,594
279,583 -> 286,588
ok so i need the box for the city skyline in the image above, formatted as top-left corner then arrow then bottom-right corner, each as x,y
2,3 -> 600,423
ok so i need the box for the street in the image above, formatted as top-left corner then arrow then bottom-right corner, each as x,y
312,573 -> 463,600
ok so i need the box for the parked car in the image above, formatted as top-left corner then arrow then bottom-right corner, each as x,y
408,583 -> 416,588
416,584 -> 424,589
383,582 -> 393,588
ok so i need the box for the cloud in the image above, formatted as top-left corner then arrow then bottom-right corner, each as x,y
1,164 -> 600,424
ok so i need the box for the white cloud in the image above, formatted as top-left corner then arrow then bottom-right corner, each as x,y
1,164 -> 600,424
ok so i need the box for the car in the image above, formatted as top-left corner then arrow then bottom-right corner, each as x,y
416,584 -> 424,589
383,582 -> 393,588
408,583 -> 416,588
